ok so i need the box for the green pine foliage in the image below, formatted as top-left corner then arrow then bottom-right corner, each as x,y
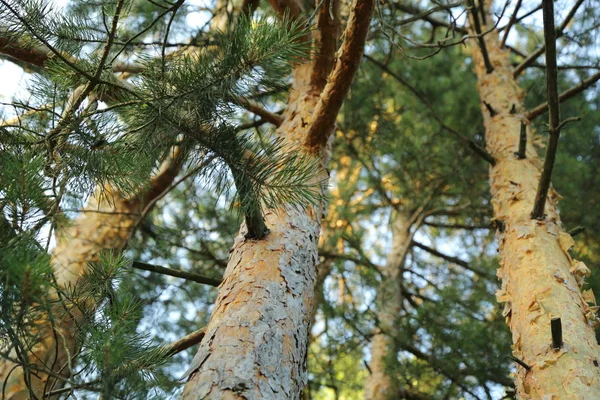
1,0 -> 319,235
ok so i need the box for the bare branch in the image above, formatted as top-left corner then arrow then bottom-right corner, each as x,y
310,0 -> 341,92
164,328 -> 207,356
131,261 -> 222,287
526,70 -> 600,120
498,2 -> 542,32
392,2 -> 467,34
412,240 -> 493,279
232,97 -> 284,127
467,0 -> 493,73
364,54 -> 495,166
513,0 -> 585,77
424,221 -> 489,231
0,34 -> 50,72
531,0 -> 562,219
500,0 -> 522,48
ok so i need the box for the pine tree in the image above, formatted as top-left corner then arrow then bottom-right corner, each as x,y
467,1 -> 600,396
0,0 -> 328,397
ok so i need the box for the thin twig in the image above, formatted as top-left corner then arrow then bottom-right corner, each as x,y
411,240 -> 493,279
392,1 -> 466,34
95,0 -> 126,80
498,2 -> 542,32
500,0 -> 523,48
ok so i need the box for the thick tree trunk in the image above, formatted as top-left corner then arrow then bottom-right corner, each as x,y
180,61 -> 327,400
470,22 -> 600,398
179,1 -> 374,398
0,159 -> 180,399
364,212 -> 411,400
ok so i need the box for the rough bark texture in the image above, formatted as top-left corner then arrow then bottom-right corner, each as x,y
180,56 -> 326,399
0,156 -> 180,399
180,1 -> 374,398
364,212 -> 411,400
470,23 -> 600,399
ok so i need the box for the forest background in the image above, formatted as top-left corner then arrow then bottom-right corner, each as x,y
1,0 -> 600,399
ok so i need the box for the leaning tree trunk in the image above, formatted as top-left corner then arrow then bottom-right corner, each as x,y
364,211 -> 411,400
469,13 -> 600,398
0,157 -> 180,400
179,1 -> 374,398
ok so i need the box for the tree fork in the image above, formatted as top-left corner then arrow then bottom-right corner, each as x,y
179,0 -> 374,397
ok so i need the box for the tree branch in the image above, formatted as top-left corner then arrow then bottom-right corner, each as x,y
310,0 -> 340,92
499,0 -> 522,48
392,2 -> 467,34
498,3 -> 542,32
424,221 -> 489,231
467,0 -> 493,73
364,54 -> 495,165
232,96 -> 283,127
531,0 -> 565,219
305,0 -> 375,151
164,328 -> 207,356
131,261 -> 222,287
411,240 -> 493,279
0,34 -> 50,72
526,70 -> 600,120
513,0 -> 585,77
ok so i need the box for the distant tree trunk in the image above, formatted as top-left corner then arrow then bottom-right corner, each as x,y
0,157 -> 180,400
312,154 -> 363,329
364,211 -> 411,400
179,1 -> 374,398
469,16 -> 600,398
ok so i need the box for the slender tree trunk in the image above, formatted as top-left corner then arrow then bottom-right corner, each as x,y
364,211 -> 411,400
0,157 -> 180,400
179,1 -> 374,398
311,154 -> 363,329
469,15 -> 600,398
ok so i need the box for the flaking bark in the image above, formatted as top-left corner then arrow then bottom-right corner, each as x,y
180,1 -> 374,398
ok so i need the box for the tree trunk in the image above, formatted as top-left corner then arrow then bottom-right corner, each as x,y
0,158 -> 180,400
469,18 -> 600,399
364,211 -> 411,400
179,1 -> 374,398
